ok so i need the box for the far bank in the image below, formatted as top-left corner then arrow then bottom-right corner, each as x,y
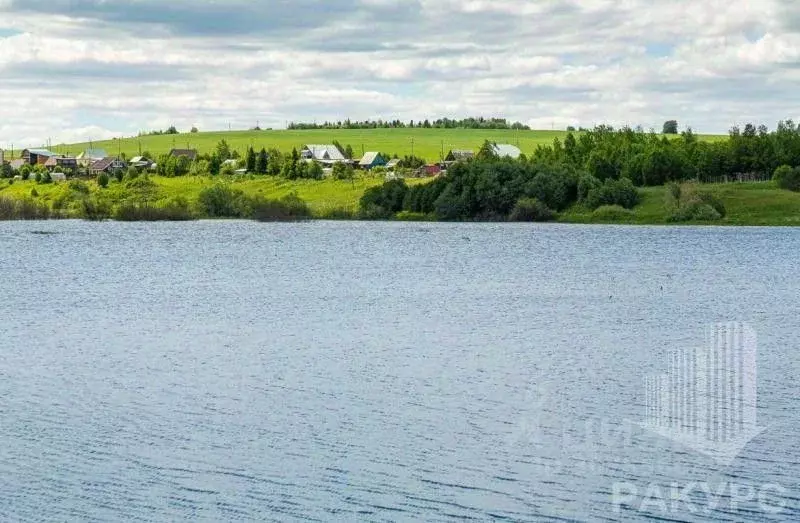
1,175 -> 799,226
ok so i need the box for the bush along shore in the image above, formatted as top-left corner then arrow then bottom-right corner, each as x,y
0,176 -> 313,222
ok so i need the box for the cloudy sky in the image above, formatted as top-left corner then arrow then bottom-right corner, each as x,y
0,0 -> 798,148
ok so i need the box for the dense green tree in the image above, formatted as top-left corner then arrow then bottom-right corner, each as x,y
266,148 -> 282,176
215,139 -> 232,161
256,148 -> 268,174
332,162 -> 355,180
245,147 -> 257,173
663,120 -> 679,134
476,140 -> 499,161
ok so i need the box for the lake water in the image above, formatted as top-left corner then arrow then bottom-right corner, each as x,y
1,221 -> 798,521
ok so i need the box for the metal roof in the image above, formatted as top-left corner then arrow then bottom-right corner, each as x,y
492,144 -> 522,159
303,145 -> 346,162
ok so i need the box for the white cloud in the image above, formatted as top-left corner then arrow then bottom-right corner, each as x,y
0,0 -> 796,148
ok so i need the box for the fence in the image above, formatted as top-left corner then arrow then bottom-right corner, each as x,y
701,172 -> 771,184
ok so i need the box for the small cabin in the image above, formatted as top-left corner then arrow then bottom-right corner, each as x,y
358,152 -> 387,170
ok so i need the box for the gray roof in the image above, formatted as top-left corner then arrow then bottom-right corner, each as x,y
492,144 -> 522,159
90,157 -> 125,171
447,149 -> 474,160
303,144 -> 346,162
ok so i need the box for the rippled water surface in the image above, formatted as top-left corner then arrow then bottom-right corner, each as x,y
1,221 -> 799,521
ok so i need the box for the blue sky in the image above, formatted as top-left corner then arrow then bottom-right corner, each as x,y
0,0 -> 799,147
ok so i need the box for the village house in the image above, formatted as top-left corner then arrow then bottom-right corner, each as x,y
169,149 -> 198,161
358,152 -> 386,170
444,149 -> 474,163
89,157 -> 127,176
76,149 -> 108,167
385,158 -> 401,171
44,156 -> 78,171
129,156 -> 152,169
301,144 -> 347,166
425,164 -> 442,176
21,148 -> 58,165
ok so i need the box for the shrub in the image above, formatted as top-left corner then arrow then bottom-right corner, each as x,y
359,179 -> 408,219
114,198 -> 195,221
97,172 -> 109,188
667,183 -> 726,221
318,207 -> 355,220
78,196 -> 112,221
666,181 -> 682,203
124,168 -> 140,182
30,188 -> 38,197
577,174 -> 602,203
403,177 -> 447,214
68,180 -> 90,194
332,162 -> 355,180
697,192 -> 726,218
252,193 -> 311,222
433,185 -> 469,221
197,184 -> 251,218
773,165 -> 800,191
306,162 -> 324,180
508,198 -> 555,222
524,169 -> 576,211
592,205 -> 634,221
395,211 -> 430,221
0,196 -> 51,220
586,178 -> 639,209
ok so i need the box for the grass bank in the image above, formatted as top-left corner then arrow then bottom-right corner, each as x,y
0,176 -> 797,225
0,174 -> 430,220
559,182 -> 800,226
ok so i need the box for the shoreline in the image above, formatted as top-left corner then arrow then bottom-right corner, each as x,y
1,177 -> 799,227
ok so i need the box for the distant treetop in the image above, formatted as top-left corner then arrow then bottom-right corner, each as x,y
287,117 -> 531,131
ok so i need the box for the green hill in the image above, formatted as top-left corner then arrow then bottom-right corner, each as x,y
47,128 -> 725,161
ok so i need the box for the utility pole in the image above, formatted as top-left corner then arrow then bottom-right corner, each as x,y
411,137 -> 414,158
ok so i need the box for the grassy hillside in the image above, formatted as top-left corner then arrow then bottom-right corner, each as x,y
0,174 -> 430,218
46,128 -> 726,162
1,175 -> 798,225
560,182 -> 800,226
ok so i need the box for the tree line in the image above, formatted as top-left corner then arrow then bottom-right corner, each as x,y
359,120 -> 800,222
529,121 -> 800,185
288,117 -> 530,130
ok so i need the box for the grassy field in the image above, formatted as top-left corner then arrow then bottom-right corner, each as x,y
42,128 -> 726,162
1,174 -> 798,225
0,174 -> 430,217
560,182 -> 800,226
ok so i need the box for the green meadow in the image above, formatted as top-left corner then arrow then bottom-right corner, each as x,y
48,128 -> 725,161
560,182 -> 800,226
2,175 -> 798,225
0,174 -> 430,218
